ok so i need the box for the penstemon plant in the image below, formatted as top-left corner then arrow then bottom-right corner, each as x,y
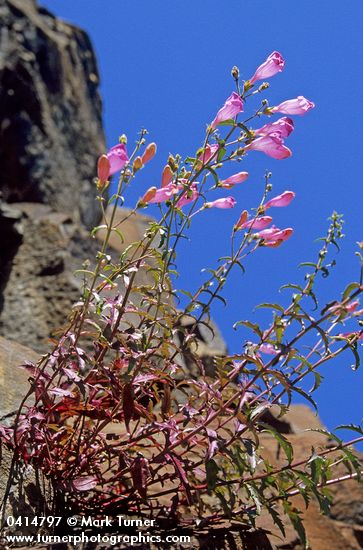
1,51 -> 362,546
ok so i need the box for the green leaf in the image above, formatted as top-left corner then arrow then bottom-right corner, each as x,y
256,303 -> 285,313
336,423 -> 363,436
233,320 -> 262,337
349,341 -> 361,371
292,386 -> 318,413
310,371 -> 323,393
217,147 -> 227,163
90,224 -> 108,237
266,505 -> 286,537
280,283 -> 304,293
260,424 -> 293,463
205,166 -> 220,187
284,503 -> 307,549
218,119 -> 236,127
215,489 -> 232,518
206,459 -> 219,492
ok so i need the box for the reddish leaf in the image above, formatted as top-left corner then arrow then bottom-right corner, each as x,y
166,453 -> 193,504
72,476 -> 98,492
161,384 -> 171,417
130,457 -> 150,498
122,383 -> 135,431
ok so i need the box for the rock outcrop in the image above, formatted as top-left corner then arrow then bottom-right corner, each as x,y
258,405 -> 363,549
0,0 -> 105,229
0,0 -> 105,349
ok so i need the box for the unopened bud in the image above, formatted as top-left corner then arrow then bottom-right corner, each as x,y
168,154 -> 178,172
142,143 -> 157,164
133,156 -> 143,173
119,134 -> 127,144
161,165 -> 173,187
258,82 -> 270,91
140,186 -> 157,205
231,65 -> 239,80
97,155 -> 110,183
234,210 -> 248,231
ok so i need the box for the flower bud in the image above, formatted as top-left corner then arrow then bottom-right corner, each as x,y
258,82 -> 270,91
140,186 -> 157,205
168,154 -> 178,172
97,155 -> 110,183
234,210 -> 248,231
142,143 -> 157,164
161,165 -> 173,187
231,66 -> 240,80
133,156 -> 143,173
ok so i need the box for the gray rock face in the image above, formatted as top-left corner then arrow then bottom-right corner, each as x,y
0,0 -> 107,351
0,201 -> 99,352
0,0 -> 105,229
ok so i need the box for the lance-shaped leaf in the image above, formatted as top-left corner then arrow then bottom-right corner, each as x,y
122,383 -> 135,431
130,457 -> 150,499
72,476 -> 98,492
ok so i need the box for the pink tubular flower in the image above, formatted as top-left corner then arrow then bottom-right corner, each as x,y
198,144 -> 219,165
107,143 -> 129,175
256,225 -> 293,246
239,216 -> 272,230
265,191 -> 295,209
249,51 -> 285,85
256,225 -> 294,248
220,171 -> 249,189
254,117 -> 294,138
205,197 -> 236,209
271,96 -> 315,115
245,134 -> 292,160
176,183 -> 199,207
211,92 -> 243,129
148,183 -> 177,204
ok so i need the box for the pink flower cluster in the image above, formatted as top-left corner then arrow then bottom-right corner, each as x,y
97,51 -> 314,253
234,190 -> 295,246
246,99 -> 313,159
209,51 -> 314,142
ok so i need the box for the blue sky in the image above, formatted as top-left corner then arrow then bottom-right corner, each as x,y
42,0 -> 362,442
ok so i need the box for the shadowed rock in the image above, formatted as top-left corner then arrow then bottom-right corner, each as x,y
0,0 -> 105,229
